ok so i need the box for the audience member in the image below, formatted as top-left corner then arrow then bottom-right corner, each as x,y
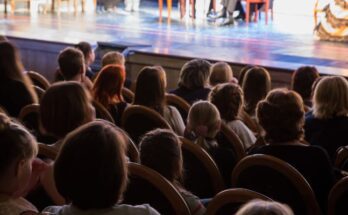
93,65 -> 128,126
42,121 -> 160,215
75,42 -> 95,79
0,41 -> 38,117
238,65 -> 253,85
242,66 -> 271,117
291,66 -> 320,108
134,66 -> 185,135
305,76 -> 348,160
0,114 -> 38,214
209,62 -> 235,86
250,88 -> 334,212
40,82 -> 95,150
139,129 -> 206,215
170,59 -> 211,104
236,200 -> 294,215
209,83 -> 256,149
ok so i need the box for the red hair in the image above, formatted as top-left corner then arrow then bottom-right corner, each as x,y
93,65 -> 126,107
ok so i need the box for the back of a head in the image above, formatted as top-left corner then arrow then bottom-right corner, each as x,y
187,101 -> 221,140
313,76 -> 348,119
93,65 -> 126,107
242,67 -> 271,115
0,41 -> 24,81
238,65 -> 254,84
178,59 -> 211,90
54,121 -> 127,210
209,62 -> 233,86
291,66 -> 319,101
40,82 -> 94,138
0,113 -> 37,185
102,51 -> 125,67
139,129 -> 183,183
209,83 -> 243,122
134,66 -> 166,114
256,89 -> 304,143
74,42 -> 92,61
58,47 -> 85,80
236,200 -> 294,215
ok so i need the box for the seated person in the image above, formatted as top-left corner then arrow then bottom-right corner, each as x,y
75,42 -> 96,80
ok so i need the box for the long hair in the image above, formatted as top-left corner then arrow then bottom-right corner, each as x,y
134,66 -> 167,115
93,65 -> 125,108
291,66 -> 319,105
0,41 -> 38,103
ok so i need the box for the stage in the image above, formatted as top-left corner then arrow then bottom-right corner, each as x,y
1,0 -> 348,88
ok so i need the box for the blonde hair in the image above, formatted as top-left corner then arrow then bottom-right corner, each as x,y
236,200 -> 294,215
209,62 -> 233,86
187,101 -> 221,149
102,51 -> 125,67
313,76 -> 348,119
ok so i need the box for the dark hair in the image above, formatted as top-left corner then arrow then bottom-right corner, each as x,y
0,41 -> 38,104
242,67 -> 271,116
54,121 -> 127,210
256,89 -> 304,143
74,42 -> 92,61
291,66 -> 319,105
40,82 -> 94,138
134,66 -> 167,115
238,65 -> 254,84
93,65 -> 126,107
0,113 -> 37,178
140,129 -> 183,183
209,83 -> 244,121
58,47 -> 85,80
178,59 -> 211,90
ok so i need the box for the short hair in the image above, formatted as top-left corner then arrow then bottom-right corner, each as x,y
313,76 -> 348,119
58,47 -> 85,80
40,82 -> 94,138
0,113 -> 37,179
256,88 -> 304,143
54,121 -> 128,210
291,66 -> 319,103
209,83 -> 244,121
92,65 -> 126,107
74,42 -> 92,61
242,67 -> 271,116
140,129 -> 183,183
209,62 -> 233,86
134,66 -> 167,115
102,51 -> 125,67
236,200 -> 294,215
178,59 -> 211,90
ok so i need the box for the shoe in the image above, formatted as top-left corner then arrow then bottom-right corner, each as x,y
221,18 -> 235,26
235,13 -> 246,21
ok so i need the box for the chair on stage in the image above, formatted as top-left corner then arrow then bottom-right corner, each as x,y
244,0 -> 271,24
9,0 -> 31,13
158,0 -> 198,21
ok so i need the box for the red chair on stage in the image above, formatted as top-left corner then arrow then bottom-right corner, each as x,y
245,0 -> 270,24
158,0 -> 202,22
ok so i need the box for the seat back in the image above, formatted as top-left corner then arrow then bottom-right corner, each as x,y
33,85 -> 45,100
180,137 -> 225,198
238,110 -> 261,136
122,88 -> 134,103
328,176 -> 348,215
218,122 -> 246,161
166,93 -> 191,123
206,188 -> 272,215
19,104 -> 41,136
92,100 -> 115,124
335,146 -> 348,170
113,125 -> 139,163
121,105 -> 172,145
27,71 -> 50,90
232,154 -> 321,215
38,143 -> 58,160
122,163 -> 190,215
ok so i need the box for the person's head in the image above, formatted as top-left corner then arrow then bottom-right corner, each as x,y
209,62 -> 233,86
291,66 -> 319,104
312,76 -> 348,119
178,59 -> 211,90
236,200 -> 294,215
0,113 -> 37,197
0,35 -> 8,41
257,88 -> 304,143
58,47 -> 85,80
0,41 -> 37,103
140,129 -> 183,184
187,101 -> 221,148
75,42 -> 95,66
54,121 -> 128,210
40,82 -> 95,138
93,65 -> 126,107
134,66 -> 167,115
238,65 -> 254,84
209,83 -> 244,122
242,67 -> 271,115
102,51 -> 125,67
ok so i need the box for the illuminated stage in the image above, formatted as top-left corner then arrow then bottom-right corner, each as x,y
1,0 -> 348,87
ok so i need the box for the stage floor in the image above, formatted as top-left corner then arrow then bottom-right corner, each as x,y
1,0 -> 348,76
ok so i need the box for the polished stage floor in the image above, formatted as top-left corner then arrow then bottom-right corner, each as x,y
0,0 -> 347,76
